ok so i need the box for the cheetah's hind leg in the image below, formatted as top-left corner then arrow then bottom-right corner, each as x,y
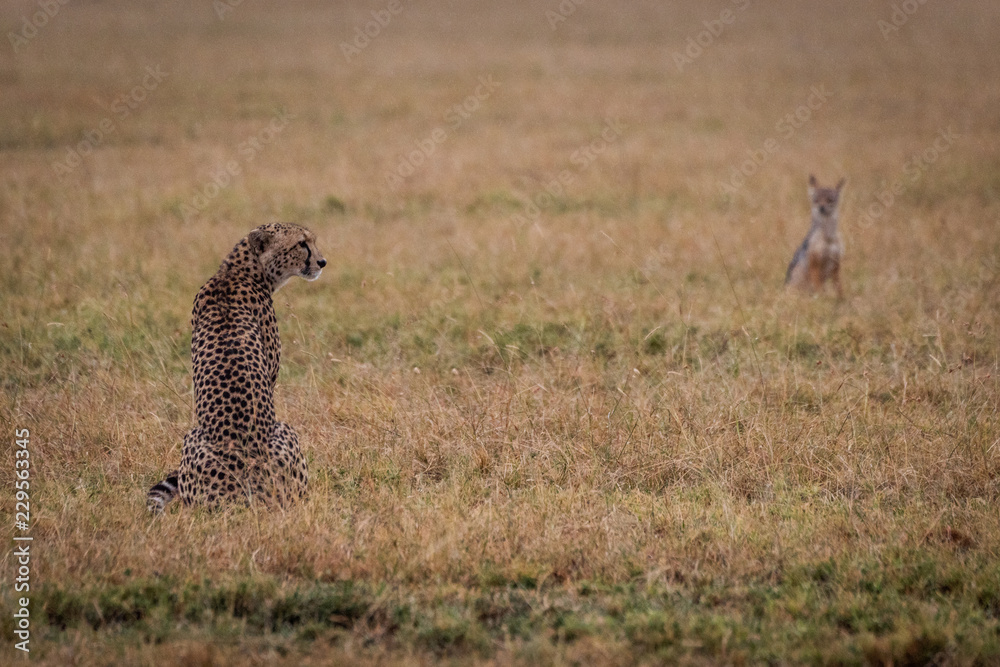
267,421 -> 309,505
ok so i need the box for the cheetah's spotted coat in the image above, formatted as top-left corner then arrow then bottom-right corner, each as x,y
147,223 -> 326,512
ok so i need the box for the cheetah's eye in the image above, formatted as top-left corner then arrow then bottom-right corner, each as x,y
299,241 -> 308,249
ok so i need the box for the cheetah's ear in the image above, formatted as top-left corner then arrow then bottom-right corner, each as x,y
247,227 -> 274,255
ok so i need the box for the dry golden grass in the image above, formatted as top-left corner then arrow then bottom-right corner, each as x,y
1,0 -> 999,664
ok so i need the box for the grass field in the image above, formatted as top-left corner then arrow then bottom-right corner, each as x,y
2,0 -> 1000,664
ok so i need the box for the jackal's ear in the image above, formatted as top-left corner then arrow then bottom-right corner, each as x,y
808,174 -> 817,196
835,177 -> 846,193
247,227 -> 274,255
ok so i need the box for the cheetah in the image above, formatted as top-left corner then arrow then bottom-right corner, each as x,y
785,175 -> 846,299
147,223 -> 326,512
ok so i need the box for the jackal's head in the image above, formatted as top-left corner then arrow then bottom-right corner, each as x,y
808,174 -> 845,219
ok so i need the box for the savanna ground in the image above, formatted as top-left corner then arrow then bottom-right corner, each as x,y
1,0 -> 999,664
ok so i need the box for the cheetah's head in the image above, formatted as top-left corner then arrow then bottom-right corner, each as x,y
248,223 -> 326,291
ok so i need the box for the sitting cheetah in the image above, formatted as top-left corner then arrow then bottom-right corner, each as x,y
147,223 -> 326,512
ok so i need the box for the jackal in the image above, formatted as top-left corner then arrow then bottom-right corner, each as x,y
785,175 -> 845,298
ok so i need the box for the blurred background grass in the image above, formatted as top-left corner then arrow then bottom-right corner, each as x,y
1,0 -> 999,664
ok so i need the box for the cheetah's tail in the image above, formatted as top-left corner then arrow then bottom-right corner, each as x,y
147,471 -> 180,513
